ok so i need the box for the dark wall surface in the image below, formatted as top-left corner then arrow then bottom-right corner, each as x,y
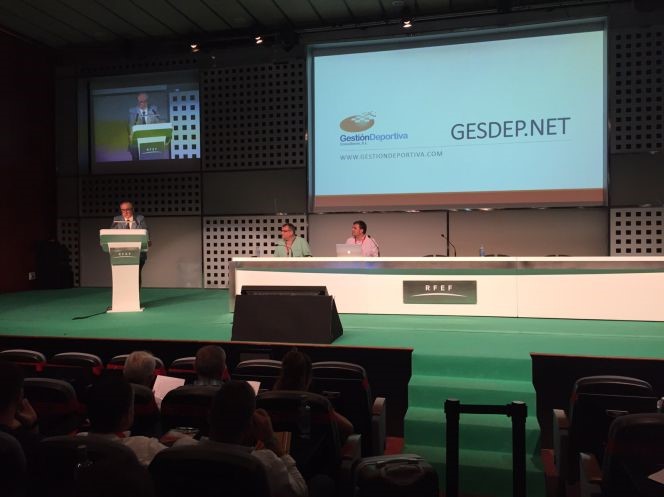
0,32 -> 56,293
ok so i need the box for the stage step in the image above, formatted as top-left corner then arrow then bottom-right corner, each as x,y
407,374 -> 537,407
404,356 -> 543,497
414,353 -> 531,381
403,443 -> 546,497
404,406 -> 541,453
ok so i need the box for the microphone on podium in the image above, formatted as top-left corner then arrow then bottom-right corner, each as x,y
440,233 -> 457,257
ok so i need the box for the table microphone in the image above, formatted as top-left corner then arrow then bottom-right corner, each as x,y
440,233 -> 457,257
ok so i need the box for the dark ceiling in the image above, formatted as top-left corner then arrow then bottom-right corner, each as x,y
0,0 -> 630,51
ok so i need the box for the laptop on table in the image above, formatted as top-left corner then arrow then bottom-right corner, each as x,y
336,243 -> 363,257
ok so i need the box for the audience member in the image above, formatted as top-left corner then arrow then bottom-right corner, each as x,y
194,345 -> 227,386
123,350 -> 156,387
0,361 -> 40,464
79,376 -> 188,466
205,380 -> 308,497
274,350 -> 353,441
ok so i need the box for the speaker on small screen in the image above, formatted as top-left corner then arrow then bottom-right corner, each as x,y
232,285 -> 342,344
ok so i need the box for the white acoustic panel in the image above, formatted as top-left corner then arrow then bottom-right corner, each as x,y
170,90 -> 200,159
203,215 -> 308,288
58,218 -> 80,287
610,26 -> 664,153
610,207 -> 664,256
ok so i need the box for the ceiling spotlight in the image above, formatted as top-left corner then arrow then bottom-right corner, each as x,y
254,35 -> 263,45
190,42 -> 200,53
402,19 -> 412,29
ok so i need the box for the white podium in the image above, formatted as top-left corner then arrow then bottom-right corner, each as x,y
100,229 -> 148,313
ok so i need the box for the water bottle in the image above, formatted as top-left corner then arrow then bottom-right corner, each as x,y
298,400 -> 311,440
479,245 -> 486,257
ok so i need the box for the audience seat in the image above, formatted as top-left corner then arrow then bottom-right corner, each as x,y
232,359 -> 281,392
106,354 -> 167,378
33,434 -> 154,497
167,356 -> 231,384
552,375 -> 658,495
43,352 -> 103,400
166,356 -> 197,383
257,390 -> 361,494
149,442 -> 270,497
23,378 -> 83,436
0,349 -> 46,377
130,383 -> 161,437
160,385 -> 219,437
311,361 -> 386,456
0,431 -> 27,497
580,413 -> 664,497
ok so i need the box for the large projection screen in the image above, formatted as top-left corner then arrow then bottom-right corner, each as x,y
308,21 -> 607,212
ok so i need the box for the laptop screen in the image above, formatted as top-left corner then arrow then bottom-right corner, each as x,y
336,243 -> 363,257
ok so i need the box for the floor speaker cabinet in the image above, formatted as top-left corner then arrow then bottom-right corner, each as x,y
231,286 -> 343,344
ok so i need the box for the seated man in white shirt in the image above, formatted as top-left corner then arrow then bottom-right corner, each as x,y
203,381 -> 308,497
345,220 -> 380,257
78,376 -> 188,466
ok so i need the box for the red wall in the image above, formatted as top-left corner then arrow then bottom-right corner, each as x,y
0,32 -> 56,293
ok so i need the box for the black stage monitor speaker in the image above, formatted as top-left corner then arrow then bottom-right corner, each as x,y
232,286 -> 343,344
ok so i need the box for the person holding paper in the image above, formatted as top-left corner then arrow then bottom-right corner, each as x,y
128,92 -> 160,160
274,223 -> 312,257
345,220 -> 380,257
111,200 -> 149,280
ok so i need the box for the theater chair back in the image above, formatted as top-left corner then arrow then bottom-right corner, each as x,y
160,385 -> 219,436
23,378 -> 83,436
601,413 -> 664,497
0,349 -> 47,377
149,443 -> 270,497
257,390 -> 341,480
232,359 -> 281,392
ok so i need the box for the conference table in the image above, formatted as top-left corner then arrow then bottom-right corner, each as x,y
229,256 -> 664,321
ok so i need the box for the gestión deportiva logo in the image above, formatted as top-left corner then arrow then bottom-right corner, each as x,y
339,112 -> 375,132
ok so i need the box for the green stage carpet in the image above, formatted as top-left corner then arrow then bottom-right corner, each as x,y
2,288 -> 664,497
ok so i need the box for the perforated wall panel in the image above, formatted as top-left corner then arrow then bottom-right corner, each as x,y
79,174 -> 201,217
610,207 -> 664,256
203,215 -> 308,288
170,90 -> 200,158
201,61 -> 306,170
58,218 -> 80,286
610,26 -> 664,153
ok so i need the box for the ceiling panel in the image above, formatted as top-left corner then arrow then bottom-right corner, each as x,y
0,0 -> 631,50
94,0 -> 175,38
168,0 -> 232,32
0,5 -> 67,46
204,0 -> 256,30
308,0 -> 352,24
59,0 -> 147,41
141,0 -> 203,35
0,0 -> 94,44
238,0 -> 290,28
344,0 -> 385,20
23,0 -> 116,44
274,0 -> 321,26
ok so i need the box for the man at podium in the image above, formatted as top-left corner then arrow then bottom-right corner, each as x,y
128,92 -> 161,160
111,200 -> 150,279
